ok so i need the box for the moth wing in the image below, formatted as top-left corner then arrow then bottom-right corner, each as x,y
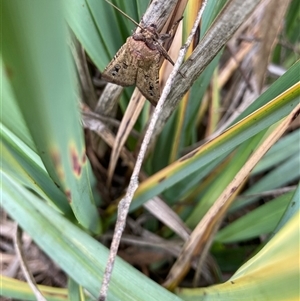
136,60 -> 160,106
102,41 -> 137,86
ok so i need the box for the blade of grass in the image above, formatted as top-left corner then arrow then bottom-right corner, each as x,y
1,171 -> 184,301
2,1 -> 100,233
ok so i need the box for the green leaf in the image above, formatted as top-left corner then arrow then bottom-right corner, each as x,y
2,0 -> 100,233
232,153 -> 300,211
0,275 -> 68,301
129,79 -> 299,212
253,129 -> 300,174
1,171 -> 183,301
186,130 -> 268,227
215,190 -> 294,243
177,211 -> 300,301
65,0 -> 146,71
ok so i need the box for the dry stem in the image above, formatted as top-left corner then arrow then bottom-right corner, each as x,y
98,1 -> 208,300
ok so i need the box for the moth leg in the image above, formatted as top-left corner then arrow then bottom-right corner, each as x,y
167,17 -> 184,38
158,40 -> 185,77
158,17 -> 183,61
159,33 -> 171,41
155,17 -> 185,77
157,44 -> 176,66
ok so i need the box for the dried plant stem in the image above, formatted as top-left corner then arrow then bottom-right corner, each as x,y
149,0 -> 262,148
98,1 -> 208,300
14,225 -> 47,301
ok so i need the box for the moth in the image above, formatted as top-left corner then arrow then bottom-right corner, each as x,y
101,1 -> 181,106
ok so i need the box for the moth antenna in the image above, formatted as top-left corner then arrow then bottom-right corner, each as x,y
104,0 -> 144,30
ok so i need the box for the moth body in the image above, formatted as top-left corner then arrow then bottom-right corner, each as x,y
102,25 -> 174,106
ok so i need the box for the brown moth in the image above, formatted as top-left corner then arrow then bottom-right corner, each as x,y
101,1 -> 180,106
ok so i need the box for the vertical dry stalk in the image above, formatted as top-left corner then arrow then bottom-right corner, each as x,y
99,2 -> 209,299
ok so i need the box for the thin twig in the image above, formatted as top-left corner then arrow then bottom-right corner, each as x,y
98,1 -> 208,300
236,186 -> 297,199
14,225 -> 47,301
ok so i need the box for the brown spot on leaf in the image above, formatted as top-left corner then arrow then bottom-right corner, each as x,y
158,176 -> 166,183
65,190 -> 72,203
5,65 -> 13,78
231,186 -> 237,194
70,146 -> 82,177
82,151 -> 87,164
51,150 -> 64,180
51,151 -> 60,166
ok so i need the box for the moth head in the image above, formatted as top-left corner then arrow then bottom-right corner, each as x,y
144,24 -> 159,40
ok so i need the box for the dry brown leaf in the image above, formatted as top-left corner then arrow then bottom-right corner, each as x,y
253,0 -> 291,92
